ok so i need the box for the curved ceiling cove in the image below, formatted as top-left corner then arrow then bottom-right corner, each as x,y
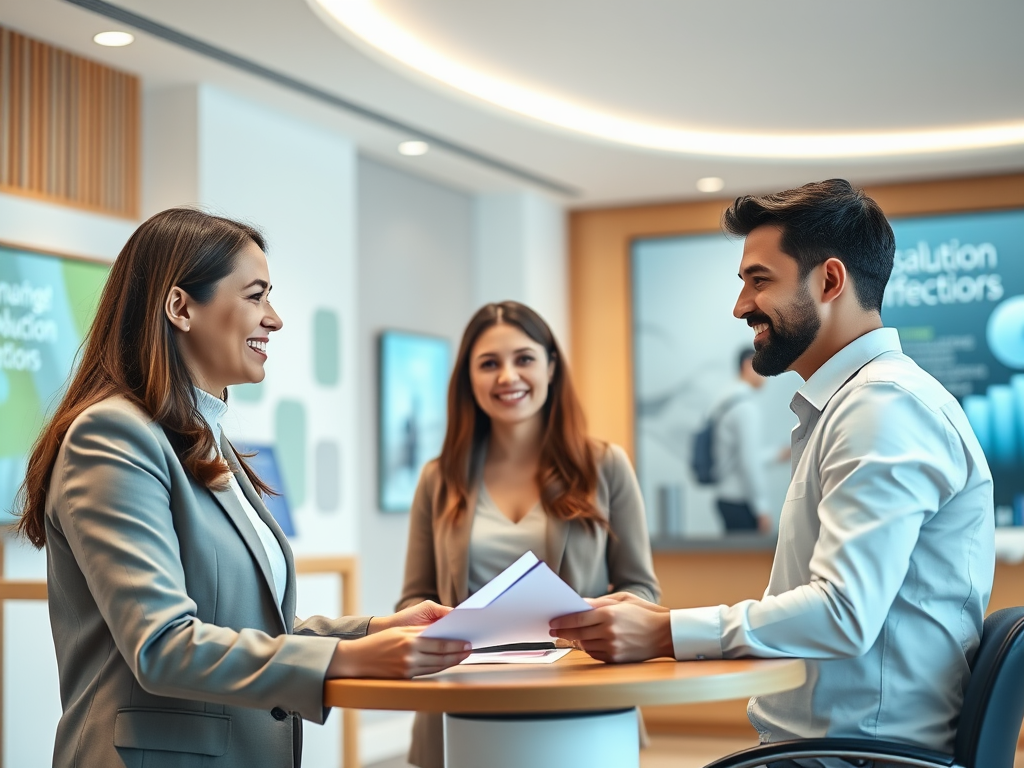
308,0 -> 1024,160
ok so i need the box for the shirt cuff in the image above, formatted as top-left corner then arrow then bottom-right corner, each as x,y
669,607 -> 723,660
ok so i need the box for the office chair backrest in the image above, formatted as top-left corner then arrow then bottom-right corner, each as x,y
954,606 -> 1024,768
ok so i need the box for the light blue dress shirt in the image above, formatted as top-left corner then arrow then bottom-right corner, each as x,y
194,388 -> 288,609
669,328 -> 995,753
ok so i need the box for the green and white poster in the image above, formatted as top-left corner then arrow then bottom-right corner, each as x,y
884,209 -> 1024,521
0,244 -> 108,519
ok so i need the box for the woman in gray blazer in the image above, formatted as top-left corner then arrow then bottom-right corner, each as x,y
15,209 -> 470,768
398,301 -> 660,768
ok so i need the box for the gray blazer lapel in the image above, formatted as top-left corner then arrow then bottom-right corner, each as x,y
210,438 -> 289,631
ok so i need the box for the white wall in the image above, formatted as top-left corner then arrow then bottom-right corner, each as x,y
193,84 -> 360,558
355,155 -> 478,762
0,192 -> 138,768
357,157 -> 474,620
192,84 -> 361,765
474,191 -> 568,348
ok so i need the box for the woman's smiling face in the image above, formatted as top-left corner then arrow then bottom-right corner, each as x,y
469,322 -> 554,429
172,240 -> 283,396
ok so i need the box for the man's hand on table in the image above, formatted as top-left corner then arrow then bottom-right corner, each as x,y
549,592 -> 674,663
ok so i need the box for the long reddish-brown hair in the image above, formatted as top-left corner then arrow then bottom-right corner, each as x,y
16,208 -> 273,548
437,301 -> 604,530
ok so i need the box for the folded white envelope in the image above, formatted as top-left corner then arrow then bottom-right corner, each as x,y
421,551 -> 591,648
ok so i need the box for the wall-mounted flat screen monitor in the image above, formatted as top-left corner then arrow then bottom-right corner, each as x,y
378,330 -> 450,512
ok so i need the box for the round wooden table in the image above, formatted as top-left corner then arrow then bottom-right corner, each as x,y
325,652 -> 806,768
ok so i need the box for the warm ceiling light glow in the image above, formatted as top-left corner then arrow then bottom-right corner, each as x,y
93,31 -> 135,47
308,0 -> 1024,159
696,177 -> 725,193
398,140 -> 429,156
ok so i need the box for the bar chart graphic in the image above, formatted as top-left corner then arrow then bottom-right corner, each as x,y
963,375 -> 1024,467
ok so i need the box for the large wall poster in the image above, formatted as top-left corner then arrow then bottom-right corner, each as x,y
885,209 -> 1024,523
0,243 -> 109,521
632,207 -> 1024,542
632,234 -> 800,540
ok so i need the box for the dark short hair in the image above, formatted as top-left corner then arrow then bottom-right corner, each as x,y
737,347 -> 755,373
722,179 -> 895,312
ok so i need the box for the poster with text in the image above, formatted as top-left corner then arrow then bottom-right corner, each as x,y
0,244 -> 108,520
884,209 -> 1024,521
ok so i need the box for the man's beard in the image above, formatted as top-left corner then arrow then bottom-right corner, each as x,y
749,287 -> 821,377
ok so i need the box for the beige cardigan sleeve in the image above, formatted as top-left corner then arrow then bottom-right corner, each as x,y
601,443 -> 661,603
396,461 -> 443,610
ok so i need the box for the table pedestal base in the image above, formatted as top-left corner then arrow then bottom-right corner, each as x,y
443,708 -> 640,768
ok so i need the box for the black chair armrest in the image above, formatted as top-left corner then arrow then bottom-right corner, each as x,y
703,738 -> 956,768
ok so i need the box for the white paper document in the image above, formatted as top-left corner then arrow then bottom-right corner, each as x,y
422,551 -> 591,649
460,648 -> 572,665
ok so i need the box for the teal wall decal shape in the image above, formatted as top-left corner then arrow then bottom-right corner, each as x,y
231,382 -> 265,403
274,399 -> 307,507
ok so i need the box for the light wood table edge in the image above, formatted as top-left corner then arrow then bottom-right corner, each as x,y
0,539 -> 360,768
324,654 -> 806,714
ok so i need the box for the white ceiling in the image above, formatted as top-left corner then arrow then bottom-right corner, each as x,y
3,0 -> 1023,207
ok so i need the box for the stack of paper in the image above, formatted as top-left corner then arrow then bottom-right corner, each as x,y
422,551 -> 591,649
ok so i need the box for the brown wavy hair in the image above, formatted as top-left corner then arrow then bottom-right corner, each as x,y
437,301 -> 605,530
16,208 -> 273,548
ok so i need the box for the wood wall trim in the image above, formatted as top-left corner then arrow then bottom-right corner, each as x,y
0,25 -> 140,220
569,173 -> 1024,459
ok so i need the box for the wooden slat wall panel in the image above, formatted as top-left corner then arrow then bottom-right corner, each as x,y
0,25 -> 139,219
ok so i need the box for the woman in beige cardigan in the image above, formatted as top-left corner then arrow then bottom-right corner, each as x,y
16,209 -> 470,768
398,301 -> 660,768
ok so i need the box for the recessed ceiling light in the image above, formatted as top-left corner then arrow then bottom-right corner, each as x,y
696,177 -> 725,193
310,0 -> 1024,159
398,140 -> 429,156
93,31 -> 135,47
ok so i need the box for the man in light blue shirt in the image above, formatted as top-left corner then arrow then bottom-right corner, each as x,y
552,179 -> 995,762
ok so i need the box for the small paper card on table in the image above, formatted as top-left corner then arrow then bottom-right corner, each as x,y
460,648 -> 572,665
422,551 -> 591,649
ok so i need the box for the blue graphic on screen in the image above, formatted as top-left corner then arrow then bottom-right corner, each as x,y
987,296 -> 1024,369
884,209 -> 1024,518
237,444 -> 295,537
